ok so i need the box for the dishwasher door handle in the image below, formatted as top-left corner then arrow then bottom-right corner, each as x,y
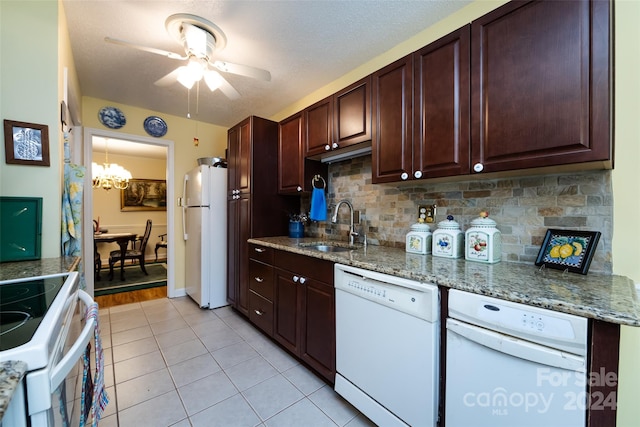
446,318 -> 585,372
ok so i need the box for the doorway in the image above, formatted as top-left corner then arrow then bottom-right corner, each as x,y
82,127 -> 175,299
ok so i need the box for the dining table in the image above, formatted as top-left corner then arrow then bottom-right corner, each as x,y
94,232 -> 137,281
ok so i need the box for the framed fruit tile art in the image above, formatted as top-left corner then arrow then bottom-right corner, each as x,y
535,229 -> 601,275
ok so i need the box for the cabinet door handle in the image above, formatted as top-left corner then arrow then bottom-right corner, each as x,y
297,186 -> 302,192
254,309 -> 264,316
473,163 -> 484,173
254,248 -> 266,253
293,275 -> 300,282
325,145 -> 331,151
254,277 -> 264,283
332,142 -> 339,149
299,277 -> 306,284
414,171 -> 423,179
401,172 -> 408,180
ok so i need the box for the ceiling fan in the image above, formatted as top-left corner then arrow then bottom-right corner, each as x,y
105,13 -> 271,100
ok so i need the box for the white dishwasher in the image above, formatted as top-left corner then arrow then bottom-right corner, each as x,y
334,264 -> 440,427
445,289 -> 588,427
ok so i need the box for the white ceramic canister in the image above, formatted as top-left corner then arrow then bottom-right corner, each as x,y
432,215 -> 464,259
465,212 -> 501,263
406,222 -> 432,255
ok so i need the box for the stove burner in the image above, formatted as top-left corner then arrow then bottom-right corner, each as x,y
0,311 -> 32,336
0,276 -> 68,351
0,281 -> 58,306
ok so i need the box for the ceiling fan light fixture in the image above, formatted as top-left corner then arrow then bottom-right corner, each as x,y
177,57 -> 207,89
177,68 -> 196,89
181,23 -> 214,58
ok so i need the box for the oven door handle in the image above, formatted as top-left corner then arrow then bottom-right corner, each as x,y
446,318 -> 585,372
50,290 -> 96,389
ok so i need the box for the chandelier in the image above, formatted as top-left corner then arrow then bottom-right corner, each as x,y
92,140 -> 131,190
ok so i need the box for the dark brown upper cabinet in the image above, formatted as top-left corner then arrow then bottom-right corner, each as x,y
413,26 -> 471,180
278,111 -> 327,194
371,55 -> 413,183
373,26 -> 471,184
373,0 -> 611,183
470,0 -> 611,174
305,76 -> 372,159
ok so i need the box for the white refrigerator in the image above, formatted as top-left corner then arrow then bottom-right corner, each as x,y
182,164 -> 227,308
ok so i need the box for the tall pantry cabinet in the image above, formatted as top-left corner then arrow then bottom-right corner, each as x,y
227,116 -> 298,316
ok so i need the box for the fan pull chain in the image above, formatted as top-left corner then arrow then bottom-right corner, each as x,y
186,87 -> 191,119
193,82 -> 200,146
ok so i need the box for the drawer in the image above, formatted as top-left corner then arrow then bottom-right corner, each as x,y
249,260 -> 274,301
249,243 -> 274,264
249,291 -> 273,335
275,250 -> 334,283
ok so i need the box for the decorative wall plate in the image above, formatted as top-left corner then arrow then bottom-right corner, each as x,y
143,116 -> 168,137
98,106 -> 126,129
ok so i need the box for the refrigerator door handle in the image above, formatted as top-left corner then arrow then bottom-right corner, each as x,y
183,205 -> 188,241
182,174 -> 189,240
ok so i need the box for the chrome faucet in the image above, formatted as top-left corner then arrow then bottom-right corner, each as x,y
331,199 -> 359,246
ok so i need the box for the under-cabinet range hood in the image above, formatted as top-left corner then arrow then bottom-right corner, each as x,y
318,142 -> 372,164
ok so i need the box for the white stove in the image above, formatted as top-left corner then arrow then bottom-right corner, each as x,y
0,272 -> 97,426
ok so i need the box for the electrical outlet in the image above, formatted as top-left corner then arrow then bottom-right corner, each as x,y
418,204 -> 436,223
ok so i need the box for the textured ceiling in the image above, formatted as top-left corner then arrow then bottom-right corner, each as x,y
63,0 -> 470,129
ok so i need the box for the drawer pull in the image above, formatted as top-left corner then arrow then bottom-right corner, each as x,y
254,277 -> 264,283
254,247 -> 266,253
254,309 -> 264,316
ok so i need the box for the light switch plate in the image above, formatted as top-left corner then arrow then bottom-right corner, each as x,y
418,204 -> 436,223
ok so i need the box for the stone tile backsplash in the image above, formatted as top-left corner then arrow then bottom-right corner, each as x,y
301,155 -> 613,274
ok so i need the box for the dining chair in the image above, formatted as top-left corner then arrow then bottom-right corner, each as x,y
108,219 -> 152,280
155,233 -> 168,261
93,220 -> 101,280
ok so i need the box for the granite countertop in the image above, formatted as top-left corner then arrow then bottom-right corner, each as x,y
249,237 -> 640,327
0,257 -> 79,281
0,361 -> 27,422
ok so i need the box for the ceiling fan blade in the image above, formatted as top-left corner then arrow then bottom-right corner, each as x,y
154,67 -> 184,87
105,37 -> 187,60
217,76 -> 241,100
211,60 -> 271,82
203,70 -> 239,100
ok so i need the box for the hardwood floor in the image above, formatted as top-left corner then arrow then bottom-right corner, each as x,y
94,285 -> 167,308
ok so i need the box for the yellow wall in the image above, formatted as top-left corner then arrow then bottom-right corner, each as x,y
612,1 -> 640,426
82,97 -> 228,291
92,152 -> 167,262
1,1 -> 61,258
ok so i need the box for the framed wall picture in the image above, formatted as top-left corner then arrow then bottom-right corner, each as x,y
120,179 -> 167,212
3,120 -> 50,166
535,229 -> 601,275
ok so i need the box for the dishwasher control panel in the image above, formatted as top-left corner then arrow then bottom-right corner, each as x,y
448,289 -> 588,356
479,302 -> 575,339
335,264 -> 439,322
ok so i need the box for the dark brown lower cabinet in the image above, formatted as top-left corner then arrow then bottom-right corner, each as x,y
273,250 -> 335,383
244,245 -> 336,383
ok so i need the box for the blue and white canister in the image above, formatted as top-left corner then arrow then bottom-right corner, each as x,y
432,215 -> 464,259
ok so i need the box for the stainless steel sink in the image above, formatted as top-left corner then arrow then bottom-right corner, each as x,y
299,242 -> 359,253
307,244 -> 352,253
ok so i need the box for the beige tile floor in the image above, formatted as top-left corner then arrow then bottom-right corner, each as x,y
96,296 -> 375,427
